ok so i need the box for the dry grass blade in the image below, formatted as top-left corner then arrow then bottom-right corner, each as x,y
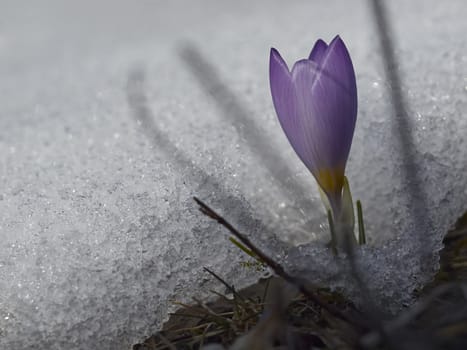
203,267 -> 246,302
193,197 -> 363,330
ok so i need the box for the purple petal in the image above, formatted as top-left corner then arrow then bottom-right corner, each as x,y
270,49 -> 299,154
269,37 -> 357,197
290,37 -> 357,189
314,35 -> 357,167
289,59 -> 333,173
308,39 -> 328,64
320,36 -> 357,103
269,49 -> 293,126
270,49 -> 318,175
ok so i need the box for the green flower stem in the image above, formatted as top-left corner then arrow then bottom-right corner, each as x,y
327,209 -> 338,255
357,200 -> 366,245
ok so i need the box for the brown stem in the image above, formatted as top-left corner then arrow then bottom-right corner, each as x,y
193,196 -> 362,327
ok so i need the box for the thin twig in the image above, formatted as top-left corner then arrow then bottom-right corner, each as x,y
203,267 -> 246,302
193,196 -> 362,328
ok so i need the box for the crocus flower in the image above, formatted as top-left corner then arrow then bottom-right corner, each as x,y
269,35 -> 357,224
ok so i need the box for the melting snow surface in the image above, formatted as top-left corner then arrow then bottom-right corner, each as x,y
0,0 -> 466,349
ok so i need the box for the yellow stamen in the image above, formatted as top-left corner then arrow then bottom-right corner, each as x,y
316,167 -> 344,195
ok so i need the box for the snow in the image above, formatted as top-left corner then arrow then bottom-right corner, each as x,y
0,0 -> 466,348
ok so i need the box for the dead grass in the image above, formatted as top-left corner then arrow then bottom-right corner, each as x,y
133,206 -> 467,350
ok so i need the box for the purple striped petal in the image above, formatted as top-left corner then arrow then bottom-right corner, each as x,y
269,49 -> 293,126
308,39 -> 328,64
270,50 -> 318,176
269,48 -> 301,161
314,36 -> 357,170
269,36 -> 357,199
